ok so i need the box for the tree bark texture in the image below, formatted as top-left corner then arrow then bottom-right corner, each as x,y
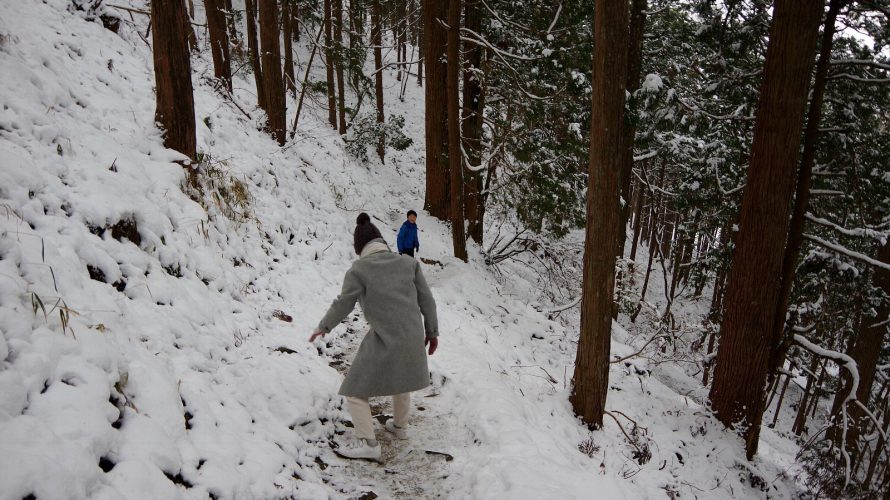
570,0 -> 628,429
768,0 -> 845,386
259,0 -> 285,145
205,0 -> 232,92
150,0 -> 196,185
423,0 -> 450,219
446,0 -> 467,261
462,0 -> 484,245
282,0 -> 297,96
707,0 -> 822,460
616,0 -> 647,259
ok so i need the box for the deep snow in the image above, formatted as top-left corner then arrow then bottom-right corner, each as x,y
0,1 -> 806,498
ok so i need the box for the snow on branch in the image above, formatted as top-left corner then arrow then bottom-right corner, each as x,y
803,234 -> 890,271
830,58 -> 890,71
826,73 -> 890,84
632,169 -> 677,197
805,213 -> 889,242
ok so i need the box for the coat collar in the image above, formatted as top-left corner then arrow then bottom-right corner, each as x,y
360,239 -> 390,258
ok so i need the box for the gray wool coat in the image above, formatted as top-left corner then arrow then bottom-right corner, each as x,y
317,249 -> 438,398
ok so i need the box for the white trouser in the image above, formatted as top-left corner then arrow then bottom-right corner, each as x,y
345,393 -> 411,441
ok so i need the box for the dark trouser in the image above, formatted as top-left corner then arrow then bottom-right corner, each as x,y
400,249 -> 415,257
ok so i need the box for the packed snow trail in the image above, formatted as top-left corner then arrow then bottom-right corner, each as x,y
316,308 -> 461,499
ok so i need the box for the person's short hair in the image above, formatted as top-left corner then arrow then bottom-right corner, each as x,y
407,210 -> 417,218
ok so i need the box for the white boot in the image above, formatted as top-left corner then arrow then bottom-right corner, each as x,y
384,418 -> 408,440
335,437 -> 382,461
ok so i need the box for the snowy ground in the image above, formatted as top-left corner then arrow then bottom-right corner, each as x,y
0,1 -> 806,498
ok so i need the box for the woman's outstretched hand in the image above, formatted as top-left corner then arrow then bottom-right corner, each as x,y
309,329 -> 327,343
425,336 -> 438,355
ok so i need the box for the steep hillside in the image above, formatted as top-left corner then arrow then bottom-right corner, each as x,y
0,2 -> 802,499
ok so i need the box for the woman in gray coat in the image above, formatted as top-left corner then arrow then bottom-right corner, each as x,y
310,213 -> 439,461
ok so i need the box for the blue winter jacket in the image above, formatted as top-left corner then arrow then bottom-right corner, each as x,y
397,221 -> 419,253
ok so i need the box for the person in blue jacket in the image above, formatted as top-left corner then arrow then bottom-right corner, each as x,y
397,210 -> 420,257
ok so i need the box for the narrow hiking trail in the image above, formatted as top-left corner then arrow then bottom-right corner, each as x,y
314,259 -> 465,499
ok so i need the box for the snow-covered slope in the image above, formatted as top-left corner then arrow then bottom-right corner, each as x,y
0,1 -> 801,498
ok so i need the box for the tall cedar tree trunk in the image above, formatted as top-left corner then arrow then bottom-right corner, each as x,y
616,0 -> 647,258
259,0 -> 286,145
570,0 -> 628,428
151,0 -> 196,187
423,0 -> 449,219
462,0 -> 485,245
708,0 -> 823,460
245,0 -> 265,110
324,0 -> 337,128
372,0 -> 386,161
447,0 -> 467,260
768,0 -> 844,379
283,1 -> 297,96
206,0 -> 232,93
334,0 -> 347,134
830,239 -> 890,455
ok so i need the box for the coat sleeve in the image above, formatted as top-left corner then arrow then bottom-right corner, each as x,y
414,261 -> 438,337
317,269 -> 364,333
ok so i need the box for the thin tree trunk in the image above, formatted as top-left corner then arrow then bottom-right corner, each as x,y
223,0 -> 240,51
446,0 -> 467,260
864,388 -> 890,485
807,363 -> 827,419
186,0 -> 199,51
334,0 -> 347,134
324,0 -> 337,128
206,0 -> 232,93
372,0 -> 385,161
829,239 -> 890,457
793,356 -> 822,435
292,1 -> 300,41
629,170 -> 646,263
702,329 -> 717,386
396,0 -> 405,81
616,0 -> 647,258
259,0 -> 285,145
282,0 -> 297,97
290,23 -> 325,138
707,1 -> 823,459
769,371 -> 791,428
462,0 -> 484,245
245,0 -> 265,110
570,0 -> 628,429
417,3 -> 424,86
150,0 -> 197,187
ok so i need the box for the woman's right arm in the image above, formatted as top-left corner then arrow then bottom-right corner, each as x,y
316,269 -> 364,334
